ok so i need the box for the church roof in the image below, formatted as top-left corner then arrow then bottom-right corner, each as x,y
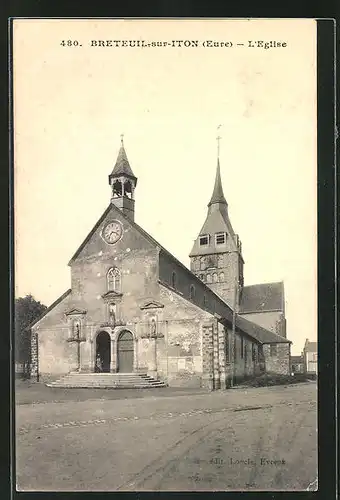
69,204 -> 115,264
27,289 -> 72,330
235,314 -> 291,344
110,142 -> 137,180
291,355 -> 303,363
208,159 -> 227,206
239,282 -> 284,313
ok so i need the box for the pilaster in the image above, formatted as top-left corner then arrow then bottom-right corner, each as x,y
30,328 -> 39,381
202,323 -> 214,390
213,318 -> 220,389
217,323 -> 227,389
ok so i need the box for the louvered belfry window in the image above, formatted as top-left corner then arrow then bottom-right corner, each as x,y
215,232 -> 226,245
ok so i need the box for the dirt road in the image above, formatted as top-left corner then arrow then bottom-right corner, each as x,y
16,382 -> 317,491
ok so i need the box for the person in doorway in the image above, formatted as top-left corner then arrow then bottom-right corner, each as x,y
95,351 -> 102,372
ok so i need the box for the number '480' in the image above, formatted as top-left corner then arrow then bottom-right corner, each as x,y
60,40 -> 81,47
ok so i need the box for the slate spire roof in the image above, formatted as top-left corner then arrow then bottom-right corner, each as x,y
189,152 -> 238,257
110,136 -> 137,180
208,159 -> 228,207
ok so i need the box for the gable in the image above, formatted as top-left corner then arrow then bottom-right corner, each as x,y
305,341 -> 317,353
29,289 -> 72,330
190,209 -> 238,257
239,282 -> 284,313
68,203 -> 156,265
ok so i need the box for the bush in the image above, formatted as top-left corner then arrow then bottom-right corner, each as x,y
15,294 -> 47,377
238,372 -> 313,388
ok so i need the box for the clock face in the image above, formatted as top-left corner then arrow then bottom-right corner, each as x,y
102,220 -> 123,244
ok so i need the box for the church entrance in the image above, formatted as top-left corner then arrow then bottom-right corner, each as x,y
117,330 -> 134,373
95,331 -> 111,373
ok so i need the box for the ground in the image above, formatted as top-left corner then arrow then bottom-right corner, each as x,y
15,380 -> 317,491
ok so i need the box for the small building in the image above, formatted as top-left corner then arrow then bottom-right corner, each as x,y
29,139 -> 292,389
291,355 -> 304,374
302,339 -> 317,374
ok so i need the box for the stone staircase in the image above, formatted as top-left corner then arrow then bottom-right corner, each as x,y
45,372 -> 167,389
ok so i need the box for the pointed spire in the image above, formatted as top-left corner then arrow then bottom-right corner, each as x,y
110,135 -> 137,180
208,158 -> 227,207
208,126 -> 227,206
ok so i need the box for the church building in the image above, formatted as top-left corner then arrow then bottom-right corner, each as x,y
30,138 -> 291,389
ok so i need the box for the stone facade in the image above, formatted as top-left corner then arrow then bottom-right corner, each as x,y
29,140 -> 291,387
262,343 -> 291,375
239,311 -> 287,338
302,339 -> 317,374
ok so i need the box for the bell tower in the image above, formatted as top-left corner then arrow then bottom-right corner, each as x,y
109,135 -> 138,221
189,135 -> 244,307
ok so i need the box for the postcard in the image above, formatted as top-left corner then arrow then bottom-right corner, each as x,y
13,18 -> 317,492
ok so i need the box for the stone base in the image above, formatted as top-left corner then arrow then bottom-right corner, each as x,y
213,378 -> 221,390
201,375 -> 214,391
167,374 -> 202,388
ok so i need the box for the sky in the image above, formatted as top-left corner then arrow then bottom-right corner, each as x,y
13,19 -> 317,355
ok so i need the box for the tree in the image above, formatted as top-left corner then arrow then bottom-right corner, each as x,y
15,294 -> 47,377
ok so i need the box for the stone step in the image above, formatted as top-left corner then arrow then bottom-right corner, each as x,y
69,372 -> 149,376
46,372 -> 167,389
54,378 -> 158,384
47,384 -> 166,389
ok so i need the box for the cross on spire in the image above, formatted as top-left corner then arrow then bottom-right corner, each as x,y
217,135 -> 221,158
216,124 -> 222,159
120,133 -> 124,146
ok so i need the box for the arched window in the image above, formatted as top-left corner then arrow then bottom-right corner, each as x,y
219,272 -> 224,282
124,180 -> 133,199
206,274 -> 212,283
212,272 -> 218,283
107,267 -> 121,292
189,284 -> 196,300
200,257 -> 206,271
112,179 -> 122,198
171,271 -> 177,289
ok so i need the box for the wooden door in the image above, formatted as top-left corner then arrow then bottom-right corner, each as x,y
117,331 -> 134,373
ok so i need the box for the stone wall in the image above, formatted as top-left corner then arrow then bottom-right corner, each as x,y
263,342 -> 291,375
159,251 -> 233,323
239,311 -> 286,337
31,292 -> 73,379
30,202 -> 289,387
228,328 -> 262,383
158,283 -> 212,387
31,204 -> 162,380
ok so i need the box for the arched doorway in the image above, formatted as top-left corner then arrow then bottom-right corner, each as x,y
117,330 -> 134,373
95,331 -> 111,373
